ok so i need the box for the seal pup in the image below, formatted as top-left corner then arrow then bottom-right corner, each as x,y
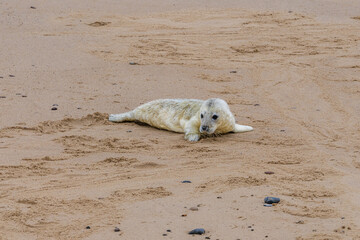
109,98 -> 253,141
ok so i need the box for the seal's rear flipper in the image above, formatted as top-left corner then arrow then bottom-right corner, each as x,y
109,111 -> 135,122
234,124 -> 253,133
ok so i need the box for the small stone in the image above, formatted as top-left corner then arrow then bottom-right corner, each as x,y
189,207 -> 198,211
264,171 -> 274,175
288,10 -> 293,13
217,196 -> 222,199
9,75 -> 15,77
126,130 -> 132,133
162,233 -> 167,236
0,76 -> 3,78
30,6 -> 36,9
22,95 -> 27,97
251,229 -> 254,231
86,226 -> 91,229
114,227 -> 120,232
77,107 -> 82,109
205,237 -> 211,239
182,180 -> 192,183
129,62 -> 138,65
166,229 -> 171,232
52,104 -> 58,106
263,204 -> 273,207
248,226 -> 252,228
265,236 -> 268,238
295,220 -> 304,224
254,104 -> 260,106
230,71 -> 237,73
341,217 -> 345,219
0,96 -> 6,98
51,107 -> 58,110
280,129 -> 285,132
188,228 -> 205,235
264,197 -> 280,204
181,214 -> 187,217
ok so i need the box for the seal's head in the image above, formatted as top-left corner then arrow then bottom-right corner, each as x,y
199,98 -> 236,135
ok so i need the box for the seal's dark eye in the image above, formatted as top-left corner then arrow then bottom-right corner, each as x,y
212,115 -> 218,120
200,114 -> 203,119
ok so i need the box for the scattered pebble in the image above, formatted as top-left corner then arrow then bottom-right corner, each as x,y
254,104 -> 260,106
86,226 -> 91,229
205,237 -> 211,239
265,236 -> 268,238
280,129 -> 285,132
217,196 -> 222,199
77,107 -> 82,109
189,207 -> 198,211
181,214 -> 187,217
188,228 -> 205,235
263,204 -> 273,207
126,130 -> 132,133
129,62 -> 138,65
9,75 -> 15,77
0,76 -> 3,78
162,233 -> 167,236
251,229 -> 254,231
51,107 -> 58,110
264,171 -> 274,175
30,6 -> 36,9
264,197 -> 280,204
114,227 -> 120,232
166,229 -> 171,232
288,10 -> 293,13
52,104 -> 58,106
341,217 -> 345,219
0,96 -> 6,98
230,71 -> 237,73
22,95 -> 27,97
295,220 -> 305,224
182,180 -> 192,183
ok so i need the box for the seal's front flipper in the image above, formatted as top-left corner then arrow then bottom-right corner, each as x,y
234,124 -> 253,133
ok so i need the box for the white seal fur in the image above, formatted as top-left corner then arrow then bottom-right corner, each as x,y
109,98 -> 253,141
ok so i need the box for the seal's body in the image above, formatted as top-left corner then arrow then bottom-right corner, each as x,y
109,98 -> 253,141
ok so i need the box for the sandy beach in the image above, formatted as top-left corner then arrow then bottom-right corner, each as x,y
1,0 -> 360,239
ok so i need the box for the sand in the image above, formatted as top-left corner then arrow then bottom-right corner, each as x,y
1,0 -> 360,239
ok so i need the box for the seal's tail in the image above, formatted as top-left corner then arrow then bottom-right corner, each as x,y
234,124 -> 253,133
109,111 -> 135,122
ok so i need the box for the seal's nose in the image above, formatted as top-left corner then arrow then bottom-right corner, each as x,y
201,126 -> 209,132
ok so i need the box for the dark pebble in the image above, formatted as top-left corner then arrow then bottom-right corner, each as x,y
280,129 -> 285,132
0,96 -> 6,98
188,228 -> 205,235
341,217 -> 345,219
182,180 -> 192,183
52,104 -> 58,106
288,10 -> 293,13
126,130 -> 132,133
0,76 -> 3,78
86,226 -> 91,229
230,71 -> 237,73
77,107 -> 82,109
114,227 -> 120,232
264,197 -> 280,204
295,220 -> 304,224
9,75 -> 15,77
254,104 -> 260,106
265,236 -> 268,238
264,171 -> 274,175
251,229 -> 254,231
263,204 -> 273,207
162,233 -> 167,236
51,107 -> 58,110
129,62 -> 138,65
22,95 -> 27,97
217,196 -> 222,199
189,207 -> 198,211
205,237 -> 211,239
30,6 -> 36,9
166,229 -> 171,232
